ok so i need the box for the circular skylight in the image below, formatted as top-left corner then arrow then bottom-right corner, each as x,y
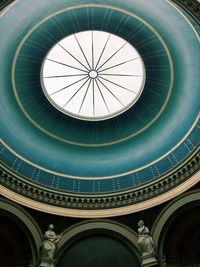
41,31 -> 146,121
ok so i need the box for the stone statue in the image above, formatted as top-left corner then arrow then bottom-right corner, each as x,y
39,224 -> 60,267
137,220 -> 155,258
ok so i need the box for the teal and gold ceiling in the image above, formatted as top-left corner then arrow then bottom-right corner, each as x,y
0,0 -> 199,217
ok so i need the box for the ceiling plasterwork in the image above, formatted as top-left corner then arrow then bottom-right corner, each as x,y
0,0 -> 199,217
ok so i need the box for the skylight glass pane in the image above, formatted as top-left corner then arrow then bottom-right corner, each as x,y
41,30 -> 146,121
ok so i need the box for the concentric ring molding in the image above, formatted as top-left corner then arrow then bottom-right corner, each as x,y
0,0 -> 200,216
13,4 -> 172,146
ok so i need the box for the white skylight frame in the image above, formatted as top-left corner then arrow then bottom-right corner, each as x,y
41,30 -> 146,121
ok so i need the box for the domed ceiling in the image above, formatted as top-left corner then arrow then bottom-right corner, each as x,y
0,0 -> 199,217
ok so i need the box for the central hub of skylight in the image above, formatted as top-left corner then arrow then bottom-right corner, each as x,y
89,70 -> 98,79
41,30 -> 146,121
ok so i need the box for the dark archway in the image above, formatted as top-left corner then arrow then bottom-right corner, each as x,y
164,206 -> 200,267
56,220 -> 140,267
0,215 -> 31,267
152,190 -> 200,267
57,234 -> 140,267
0,197 -> 42,267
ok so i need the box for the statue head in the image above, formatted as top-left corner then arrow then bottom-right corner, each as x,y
138,220 -> 144,227
48,224 -> 54,230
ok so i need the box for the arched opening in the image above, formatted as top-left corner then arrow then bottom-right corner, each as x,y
164,205 -> 200,267
56,220 -> 140,267
0,215 -> 32,267
152,191 -> 200,267
0,198 -> 42,267
57,233 -> 140,267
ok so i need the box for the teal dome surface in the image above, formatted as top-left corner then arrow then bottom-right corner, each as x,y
0,0 -> 199,215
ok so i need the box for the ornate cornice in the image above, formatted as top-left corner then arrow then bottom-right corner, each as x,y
1,149 -> 199,211
171,0 -> 200,23
0,0 -> 13,11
